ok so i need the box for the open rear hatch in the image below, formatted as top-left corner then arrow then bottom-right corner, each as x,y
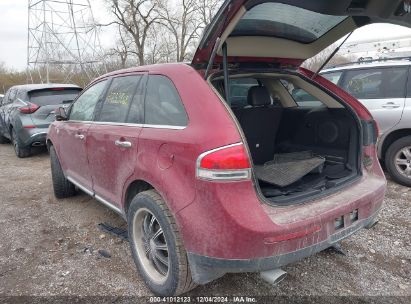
192,0 -> 401,205
192,0 -> 411,72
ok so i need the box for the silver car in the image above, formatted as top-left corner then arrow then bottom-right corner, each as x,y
0,84 -> 82,158
322,59 -> 411,186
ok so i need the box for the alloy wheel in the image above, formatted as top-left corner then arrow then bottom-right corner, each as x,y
133,208 -> 170,284
394,146 -> 411,177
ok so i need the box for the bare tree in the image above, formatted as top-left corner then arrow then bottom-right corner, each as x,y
302,43 -> 357,71
156,0 -> 203,62
107,25 -> 135,68
107,0 -> 158,66
104,0 -> 223,65
198,0 -> 222,26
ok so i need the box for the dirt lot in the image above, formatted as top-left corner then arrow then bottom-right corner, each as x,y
0,144 -> 410,301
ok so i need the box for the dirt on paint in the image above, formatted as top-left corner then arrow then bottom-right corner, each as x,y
0,144 -> 409,302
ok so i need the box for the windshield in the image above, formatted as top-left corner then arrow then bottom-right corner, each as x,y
231,3 -> 348,43
29,89 -> 81,106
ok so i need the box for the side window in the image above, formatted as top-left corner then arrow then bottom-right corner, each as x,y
281,80 -> 324,108
70,80 -> 107,121
321,71 -> 343,85
145,75 -> 188,127
97,75 -> 142,123
341,67 -> 408,99
229,78 -> 259,108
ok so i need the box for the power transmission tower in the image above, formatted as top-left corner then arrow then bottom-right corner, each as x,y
27,0 -> 107,85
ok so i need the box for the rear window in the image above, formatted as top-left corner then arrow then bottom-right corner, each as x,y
145,75 -> 188,127
231,3 -> 347,43
29,89 -> 81,106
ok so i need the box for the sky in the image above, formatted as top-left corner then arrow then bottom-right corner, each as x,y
2,0 -> 411,71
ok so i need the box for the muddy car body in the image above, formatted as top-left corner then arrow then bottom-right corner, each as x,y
44,0 -> 411,296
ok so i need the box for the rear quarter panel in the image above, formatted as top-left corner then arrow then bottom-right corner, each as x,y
121,64 -> 242,215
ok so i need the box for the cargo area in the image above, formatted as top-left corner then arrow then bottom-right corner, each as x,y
212,72 -> 361,205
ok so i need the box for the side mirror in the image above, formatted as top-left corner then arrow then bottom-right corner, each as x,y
55,107 -> 68,121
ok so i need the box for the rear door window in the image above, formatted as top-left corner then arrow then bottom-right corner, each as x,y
144,75 -> 188,127
97,75 -> 143,123
70,80 -> 107,121
341,67 -> 408,99
29,89 -> 81,106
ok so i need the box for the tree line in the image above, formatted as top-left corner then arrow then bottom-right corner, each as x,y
104,0 -> 223,68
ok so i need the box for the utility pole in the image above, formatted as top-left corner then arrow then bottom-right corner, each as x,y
27,0 -> 107,85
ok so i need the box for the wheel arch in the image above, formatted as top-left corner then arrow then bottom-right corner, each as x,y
381,129 -> 411,160
123,179 -> 154,215
46,139 -> 53,151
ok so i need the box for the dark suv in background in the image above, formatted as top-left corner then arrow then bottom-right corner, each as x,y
0,84 -> 81,157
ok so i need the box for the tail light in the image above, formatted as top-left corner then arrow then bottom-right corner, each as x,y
19,102 -> 39,114
362,119 -> 379,170
196,143 -> 251,181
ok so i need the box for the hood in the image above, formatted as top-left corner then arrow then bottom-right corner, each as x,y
192,0 -> 411,70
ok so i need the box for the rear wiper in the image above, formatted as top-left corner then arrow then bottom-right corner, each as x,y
312,31 -> 354,79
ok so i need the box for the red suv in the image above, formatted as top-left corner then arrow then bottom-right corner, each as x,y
47,0 -> 399,296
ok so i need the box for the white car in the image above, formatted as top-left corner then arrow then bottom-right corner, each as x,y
322,59 -> 411,186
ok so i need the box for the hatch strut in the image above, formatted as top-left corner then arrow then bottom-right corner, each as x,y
222,42 -> 230,104
204,37 -> 221,80
312,31 -> 354,79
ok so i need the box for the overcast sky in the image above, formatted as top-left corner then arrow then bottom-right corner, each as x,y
2,0 -> 411,71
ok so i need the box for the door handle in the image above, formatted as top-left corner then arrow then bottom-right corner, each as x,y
382,102 -> 400,109
75,134 -> 85,140
115,140 -> 132,148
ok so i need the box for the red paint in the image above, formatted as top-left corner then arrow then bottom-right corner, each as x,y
48,62 -> 386,263
263,225 -> 322,244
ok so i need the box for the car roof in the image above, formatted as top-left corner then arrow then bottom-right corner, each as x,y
322,60 -> 411,73
10,83 -> 81,93
93,63 -> 191,83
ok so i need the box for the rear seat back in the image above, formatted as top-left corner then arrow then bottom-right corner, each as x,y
234,86 -> 283,165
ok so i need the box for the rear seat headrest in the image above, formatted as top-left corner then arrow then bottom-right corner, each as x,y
247,86 -> 271,107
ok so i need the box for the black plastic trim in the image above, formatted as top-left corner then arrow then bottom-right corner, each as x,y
187,210 -> 380,285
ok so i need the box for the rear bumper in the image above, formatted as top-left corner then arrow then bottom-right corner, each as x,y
188,210 -> 380,284
19,128 -> 48,147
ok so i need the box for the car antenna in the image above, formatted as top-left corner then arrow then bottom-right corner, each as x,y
312,31 -> 354,79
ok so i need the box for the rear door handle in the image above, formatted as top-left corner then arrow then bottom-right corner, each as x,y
75,134 -> 85,140
382,102 -> 400,109
115,140 -> 132,148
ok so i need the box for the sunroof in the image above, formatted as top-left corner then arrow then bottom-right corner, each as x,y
231,3 -> 348,44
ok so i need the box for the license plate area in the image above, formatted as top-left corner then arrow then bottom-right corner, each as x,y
334,209 -> 359,231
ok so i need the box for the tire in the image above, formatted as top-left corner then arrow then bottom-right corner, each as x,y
11,128 -> 30,158
127,190 -> 197,296
0,134 -> 8,144
385,136 -> 411,187
50,145 -> 76,198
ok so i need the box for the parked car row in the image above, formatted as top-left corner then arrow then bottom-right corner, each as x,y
1,0 -> 409,297
0,84 -> 82,157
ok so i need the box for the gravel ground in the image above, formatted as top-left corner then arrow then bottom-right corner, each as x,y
0,144 -> 410,302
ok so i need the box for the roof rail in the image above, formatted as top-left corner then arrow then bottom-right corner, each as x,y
326,56 -> 411,69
